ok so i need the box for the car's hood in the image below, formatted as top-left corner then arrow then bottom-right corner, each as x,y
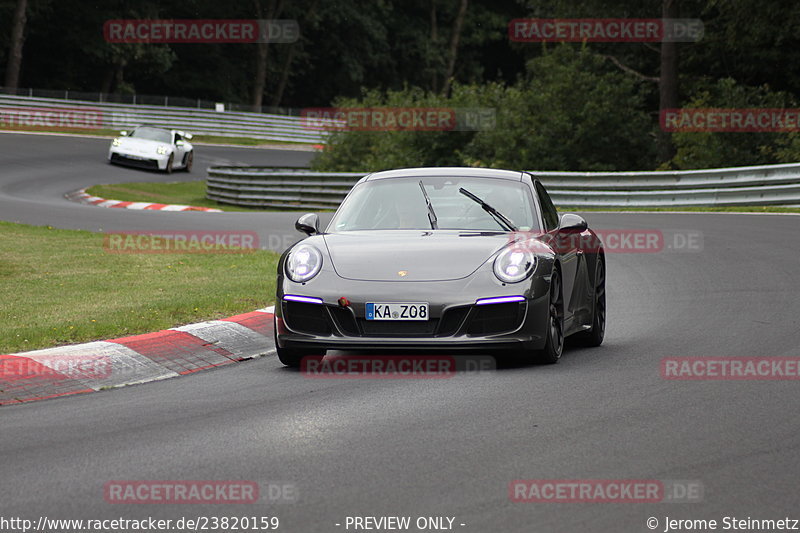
322,230 -> 511,281
115,137 -> 170,154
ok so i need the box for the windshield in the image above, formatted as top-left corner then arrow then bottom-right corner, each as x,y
327,177 -> 539,232
129,127 -> 172,143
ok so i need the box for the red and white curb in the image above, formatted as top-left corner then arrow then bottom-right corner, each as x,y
0,306 -> 275,406
65,188 -> 222,212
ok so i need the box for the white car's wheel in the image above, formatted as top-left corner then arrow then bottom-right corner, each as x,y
183,151 -> 193,173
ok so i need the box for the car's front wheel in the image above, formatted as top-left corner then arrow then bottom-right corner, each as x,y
534,268 -> 564,364
273,327 -> 326,367
276,346 -> 306,367
574,259 -> 605,347
183,151 -> 193,172
505,268 -> 564,366
165,154 -> 174,174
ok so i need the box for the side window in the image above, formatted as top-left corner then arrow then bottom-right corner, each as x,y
535,181 -> 559,231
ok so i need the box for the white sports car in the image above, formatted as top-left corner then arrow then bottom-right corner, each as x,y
108,125 -> 194,173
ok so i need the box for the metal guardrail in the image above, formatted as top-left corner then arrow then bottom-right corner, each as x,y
0,94 -> 328,144
207,163 -> 800,209
207,168 -> 363,209
0,85 -> 297,114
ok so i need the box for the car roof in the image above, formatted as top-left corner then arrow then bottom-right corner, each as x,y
136,125 -> 175,133
364,167 -> 524,181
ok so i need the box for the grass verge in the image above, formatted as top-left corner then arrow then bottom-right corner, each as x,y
0,221 -> 278,354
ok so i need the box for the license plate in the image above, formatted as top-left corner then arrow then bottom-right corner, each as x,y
366,302 -> 429,321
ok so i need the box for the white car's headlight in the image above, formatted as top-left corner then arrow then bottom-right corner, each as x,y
156,146 -> 169,155
493,246 -> 536,283
112,138 -> 121,147
286,244 -> 323,282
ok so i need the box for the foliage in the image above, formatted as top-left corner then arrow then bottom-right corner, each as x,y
666,78 -> 798,169
4,0 -> 800,169
314,46 -> 657,171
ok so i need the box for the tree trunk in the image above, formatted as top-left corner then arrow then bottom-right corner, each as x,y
100,67 -> 115,95
251,0 -> 282,111
430,0 -> 438,93
658,0 -> 679,162
252,41 -> 270,111
441,0 -> 468,96
271,0 -> 319,107
4,0 -> 29,90
113,62 -> 125,93
271,44 -> 297,108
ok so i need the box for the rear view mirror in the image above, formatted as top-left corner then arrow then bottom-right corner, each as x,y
295,213 -> 319,235
558,213 -> 588,233
119,130 -> 128,136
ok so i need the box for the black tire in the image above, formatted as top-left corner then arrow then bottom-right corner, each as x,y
183,151 -> 193,172
276,346 -> 306,367
534,268 -> 565,364
503,268 -> 564,367
165,154 -> 174,174
273,325 -> 326,367
573,259 -> 606,347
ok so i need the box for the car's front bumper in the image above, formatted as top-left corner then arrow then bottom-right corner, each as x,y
108,148 -> 169,170
275,270 -> 551,352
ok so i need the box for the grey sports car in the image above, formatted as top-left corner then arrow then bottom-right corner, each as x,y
274,167 -> 605,367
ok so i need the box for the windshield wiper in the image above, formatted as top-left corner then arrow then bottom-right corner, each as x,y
419,180 -> 439,230
458,187 -> 518,232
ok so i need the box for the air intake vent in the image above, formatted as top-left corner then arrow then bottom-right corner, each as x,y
466,302 -> 525,336
283,301 -> 331,336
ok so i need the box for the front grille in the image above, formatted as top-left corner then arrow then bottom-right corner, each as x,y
358,319 -> 439,337
111,153 -> 159,169
282,301 -> 524,339
466,302 -> 525,336
283,301 -> 331,336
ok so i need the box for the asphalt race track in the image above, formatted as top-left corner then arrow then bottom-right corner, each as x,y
2,132 -> 800,532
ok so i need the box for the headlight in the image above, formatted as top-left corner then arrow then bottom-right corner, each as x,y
493,246 -> 536,283
156,146 -> 169,155
286,244 -> 322,282
112,138 -> 121,147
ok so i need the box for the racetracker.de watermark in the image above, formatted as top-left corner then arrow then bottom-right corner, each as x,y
103,19 -> 299,43
0,355 -> 111,380
103,480 -> 298,504
508,18 -> 703,42
661,357 -> 800,380
507,229 -> 703,254
509,479 -> 703,503
103,231 -> 259,254
300,107 -> 496,132
0,106 -> 104,129
661,108 -> 800,132
300,355 -> 496,378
